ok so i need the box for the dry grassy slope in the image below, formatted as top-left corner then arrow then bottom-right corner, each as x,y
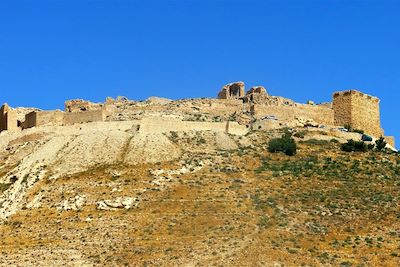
0,126 -> 399,267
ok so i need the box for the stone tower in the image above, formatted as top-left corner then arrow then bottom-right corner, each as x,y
333,90 -> 383,137
0,103 -> 18,132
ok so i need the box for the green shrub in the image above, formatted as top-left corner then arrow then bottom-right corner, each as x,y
367,143 -> 375,150
341,139 -> 368,152
344,124 -> 365,134
294,130 -> 307,139
353,128 -> 365,134
268,132 -> 297,156
300,139 -> 329,145
375,137 -> 387,151
344,124 -> 352,132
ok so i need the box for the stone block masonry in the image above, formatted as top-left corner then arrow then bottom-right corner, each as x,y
333,90 -> 383,137
0,104 -> 18,132
23,110 -> 64,129
23,105 -> 105,129
63,109 -> 105,125
0,82 -> 394,147
217,82 -> 245,100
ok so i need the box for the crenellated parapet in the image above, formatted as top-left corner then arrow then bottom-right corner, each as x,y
333,90 -> 380,103
333,89 -> 383,137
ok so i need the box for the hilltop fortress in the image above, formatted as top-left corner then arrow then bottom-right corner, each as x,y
0,81 -> 395,147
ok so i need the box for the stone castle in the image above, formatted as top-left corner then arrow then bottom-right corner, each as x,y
0,81 -> 394,147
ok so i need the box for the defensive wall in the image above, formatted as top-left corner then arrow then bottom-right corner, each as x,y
23,110 -> 64,129
63,109 -> 105,125
22,103 -> 105,129
333,90 -> 383,137
0,104 -> 18,132
139,116 -> 248,135
251,103 -> 335,126
0,82 -> 395,147
217,81 -> 392,143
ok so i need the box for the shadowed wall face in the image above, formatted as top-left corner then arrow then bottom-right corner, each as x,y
0,104 -> 18,132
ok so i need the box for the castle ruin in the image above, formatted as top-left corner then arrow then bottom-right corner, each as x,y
0,81 -> 395,148
0,104 -> 18,132
217,82 -> 394,147
333,90 -> 382,137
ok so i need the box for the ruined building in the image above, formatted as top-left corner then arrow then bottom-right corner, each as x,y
217,81 -> 245,99
1,100 -> 105,131
333,90 -> 382,137
0,81 -> 395,148
217,81 -> 394,147
0,104 -> 18,132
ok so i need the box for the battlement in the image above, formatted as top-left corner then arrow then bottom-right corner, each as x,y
0,83 -> 393,147
333,90 -> 380,103
333,89 -> 383,137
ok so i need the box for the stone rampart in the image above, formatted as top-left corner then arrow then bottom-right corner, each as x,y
333,90 -> 383,137
139,116 -> 248,135
0,104 -> 18,132
63,109 -> 105,125
252,104 -> 334,126
23,110 -> 64,129
65,99 -> 103,112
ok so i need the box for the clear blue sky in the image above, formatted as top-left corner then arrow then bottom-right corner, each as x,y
0,0 -> 399,143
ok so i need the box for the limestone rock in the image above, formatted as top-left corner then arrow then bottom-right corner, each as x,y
56,195 -> 86,211
295,117 -> 319,127
96,197 -> 139,210
116,96 -> 129,102
145,97 -> 173,105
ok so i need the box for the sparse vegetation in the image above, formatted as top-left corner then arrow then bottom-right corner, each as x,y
268,132 -> 297,156
341,139 -> 368,152
344,124 -> 365,134
375,136 -> 387,151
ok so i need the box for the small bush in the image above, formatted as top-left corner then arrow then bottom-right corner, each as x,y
344,124 -> 365,134
367,143 -> 375,150
294,130 -> 307,139
341,139 -> 368,152
353,129 -> 365,134
344,124 -> 352,132
375,137 -> 387,151
300,139 -> 329,145
268,132 -> 297,156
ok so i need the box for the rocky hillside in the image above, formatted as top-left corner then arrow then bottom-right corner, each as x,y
0,122 -> 399,266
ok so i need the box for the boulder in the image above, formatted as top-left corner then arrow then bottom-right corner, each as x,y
295,117 -> 319,127
56,195 -> 86,211
96,197 -> 139,210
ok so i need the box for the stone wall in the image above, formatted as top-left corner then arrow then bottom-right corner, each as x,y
63,109 -> 105,125
252,104 -> 335,126
65,99 -> 103,112
217,82 -> 245,100
139,116 -> 248,135
24,109 -> 104,128
0,104 -> 18,132
23,110 -> 64,129
333,90 -> 383,137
